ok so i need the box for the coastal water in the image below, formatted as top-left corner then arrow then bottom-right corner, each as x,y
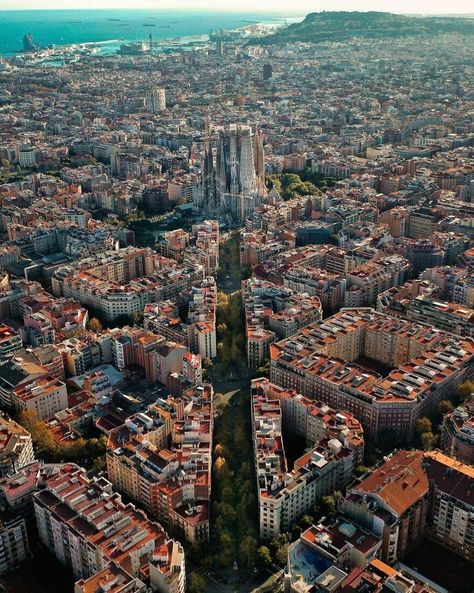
0,9 -> 298,55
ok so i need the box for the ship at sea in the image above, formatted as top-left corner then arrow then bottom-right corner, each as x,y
22,33 -> 39,52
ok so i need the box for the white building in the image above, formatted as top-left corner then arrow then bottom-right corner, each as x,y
11,375 -> 68,421
0,416 -> 35,477
18,144 -> 36,168
251,379 -> 363,539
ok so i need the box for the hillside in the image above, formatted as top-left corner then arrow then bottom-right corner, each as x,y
256,11 -> 474,44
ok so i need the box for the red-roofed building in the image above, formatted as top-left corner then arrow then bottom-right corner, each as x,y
342,449 -> 474,563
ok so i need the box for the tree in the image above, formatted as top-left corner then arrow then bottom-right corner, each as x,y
299,514 -> 313,528
188,573 -> 207,593
217,322 -> 228,339
270,533 -> 290,566
88,317 -> 102,333
320,495 -> 336,515
355,465 -> 370,477
456,381 -> 474,402
214,443 -> 225,458
218,530 -> 235,567
213,456 -> 227,473
421,432 -> 436,450
130,311 -> 143,325
378,428 -> 405,452
240,535 -> 257,568
257,545 -> 272,567
416,417 -> 432,435
18,410 -> 107,466
275,541 -> 289,566
266,175 -> 282,192
438,400 -> 454,415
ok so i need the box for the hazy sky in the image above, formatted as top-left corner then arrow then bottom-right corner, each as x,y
0,0 -> 472,13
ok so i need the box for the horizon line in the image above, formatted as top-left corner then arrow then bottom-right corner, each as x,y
0,7 -> 473,15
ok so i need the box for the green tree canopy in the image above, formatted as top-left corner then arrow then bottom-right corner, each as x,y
240,535 -> 257,568
257,545 -> 272,567
457,381 -> 474,402
320,495 -> 336,515
421,432 -> 436,450
188,573 -> 207,593
416,417 -> 432,435
438,400 -> 454,415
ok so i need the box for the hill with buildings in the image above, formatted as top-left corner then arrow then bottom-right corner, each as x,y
257,11 -> 474,44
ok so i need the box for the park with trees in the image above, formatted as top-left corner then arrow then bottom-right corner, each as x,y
18,410 -> 107,470
265,169 -> 336,200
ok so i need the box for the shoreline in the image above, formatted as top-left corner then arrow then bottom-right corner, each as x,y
3,19 -> 295,61
0,11 -> 304,58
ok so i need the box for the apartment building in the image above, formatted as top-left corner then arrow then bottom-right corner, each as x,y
33,463 -> 185,593
342,451 -> 429,563
254,245 -> 410,313
51,248 -> 203,322
0,515 -> 29,576
59,336 -> 102,376
251,379 -> 363,539
270,308 -> 474,438
343,449 -> 474,564
286,520 -> 382,593
422,266 -> 474,308
0,356 -> 48,409
18,344 -> 65,380
404,240 -> 444,275
82,369 -> 113,402
424,450 -> 474,562
376,279 -> 440,317
407,210 -> 437,240
284,266 -> 348,313
337,560 -> 438,593
74,563 -> 147,593
240,229 -> 294,268
107,385 -> 213,544
0,416 -> 35,477
23,311 -> 56,346
144,303 -> 188,346
252,378 -> 364,463
405,295 -> 474,337
379,207 -> 409,238
344,256 -> 411,308
185,277 -> 217,360
0,325 -> 22,357
441,396 -> 474,464
11,374 -> 68,420
189,220 -> 219,275
243,277 -> 322,368
268,295 -> 323,339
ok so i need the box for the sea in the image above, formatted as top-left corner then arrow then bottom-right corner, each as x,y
0,9 -> 301,56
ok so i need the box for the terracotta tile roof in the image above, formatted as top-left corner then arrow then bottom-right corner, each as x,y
357,450 -> 429,515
